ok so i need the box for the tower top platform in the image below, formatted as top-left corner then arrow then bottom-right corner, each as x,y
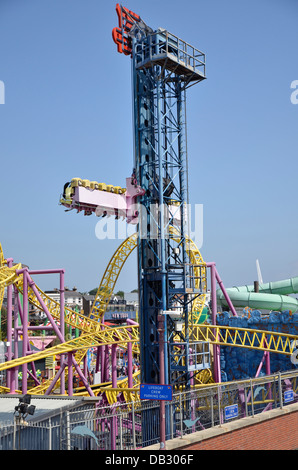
134,28 -> 206,83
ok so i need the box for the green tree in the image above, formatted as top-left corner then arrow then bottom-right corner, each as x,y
116,290 -> 124,298
88,288 -> 98,295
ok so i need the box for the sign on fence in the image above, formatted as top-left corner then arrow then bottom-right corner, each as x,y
140,383 -> 173,401
284,390 -> 294,403
224,404 -> 238,420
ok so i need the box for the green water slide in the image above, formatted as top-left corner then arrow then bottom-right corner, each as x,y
217,276 -> 298,312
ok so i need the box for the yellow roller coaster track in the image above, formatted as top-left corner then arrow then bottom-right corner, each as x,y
0,249 -> 140,396
0,232 -> 208,399
191,324 -> 298,356
90,232 -> 139,319
1,233 -> 297,401
90,226 -> 207,322
0,227 -> 206,338
0,235 -> 142,395
0,324 -> 140,372
0,320 -> 296,372
26,229 -> 207,396
0,256 -> 22,313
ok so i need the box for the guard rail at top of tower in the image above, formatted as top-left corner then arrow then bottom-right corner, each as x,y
134,28 -> 206,81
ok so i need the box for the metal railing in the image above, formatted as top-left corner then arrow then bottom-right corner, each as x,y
169,341 -> 211,372
135,29 -> 206,78
0,370 -> 297,450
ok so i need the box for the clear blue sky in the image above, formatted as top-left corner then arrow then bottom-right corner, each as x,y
0,0 -> 297,294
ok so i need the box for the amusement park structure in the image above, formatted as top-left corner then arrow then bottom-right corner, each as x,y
63,3 -> 210,392
0,4 -> 298,449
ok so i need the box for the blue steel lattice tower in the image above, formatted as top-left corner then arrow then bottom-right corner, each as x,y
113,4 -> 206,390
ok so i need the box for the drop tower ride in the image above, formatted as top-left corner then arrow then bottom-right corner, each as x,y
112,4 -> 207,390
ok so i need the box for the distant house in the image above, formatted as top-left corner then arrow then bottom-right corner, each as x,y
82,292 -> 138,324
3,286 -> 138,325
124,292 -> 138,307
45,288 -> 83,310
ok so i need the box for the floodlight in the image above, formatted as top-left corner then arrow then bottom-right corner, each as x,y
27,405 -> 36,416
161,310 -> 182,320
18,403 -> 27,414
14,393 -> 35,421
21,394 -> 31,405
